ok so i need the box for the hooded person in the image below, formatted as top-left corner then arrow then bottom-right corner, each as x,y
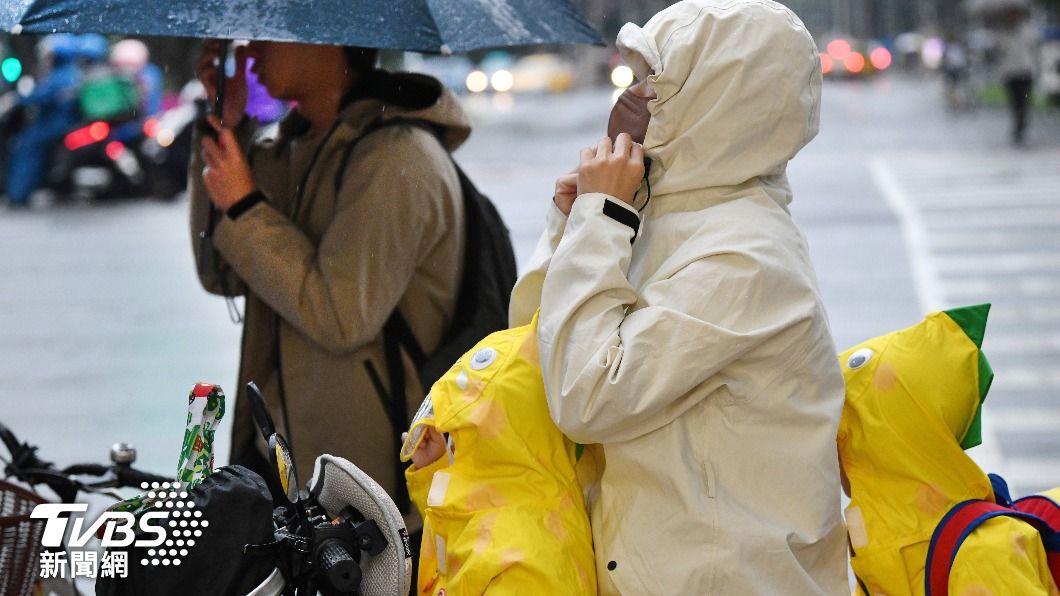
838,304 -> 1060,596
400,311 -> 597,595
509,1 -> 847,593
187,41 -> 469,540
5,34 -> 86,206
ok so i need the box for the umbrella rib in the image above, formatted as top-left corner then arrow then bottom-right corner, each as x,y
419,0 -> 452,54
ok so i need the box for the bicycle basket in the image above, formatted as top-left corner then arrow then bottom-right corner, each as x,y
0,480 -> 49,596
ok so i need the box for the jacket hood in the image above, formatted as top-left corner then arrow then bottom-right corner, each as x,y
616,0 -> 821,198
838,305 -> 995,552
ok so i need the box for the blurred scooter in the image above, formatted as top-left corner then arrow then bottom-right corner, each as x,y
48,113 -> 151,201
0,89 -> 26,192
139,80 -> 206,199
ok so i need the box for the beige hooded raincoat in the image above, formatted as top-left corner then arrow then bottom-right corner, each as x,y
510,1 -> 848,593
189,78 -> 469,517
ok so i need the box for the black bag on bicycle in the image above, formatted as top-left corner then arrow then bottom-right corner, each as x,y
95,465 -> 278,596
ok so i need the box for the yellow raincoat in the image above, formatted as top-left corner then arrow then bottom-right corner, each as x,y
402,313 -> 596,595
838,303 -> 1060,595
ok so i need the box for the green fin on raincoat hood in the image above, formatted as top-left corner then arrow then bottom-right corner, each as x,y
942,303 -> 994,449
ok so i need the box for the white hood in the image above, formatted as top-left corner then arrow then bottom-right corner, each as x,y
617,0 -> 822,199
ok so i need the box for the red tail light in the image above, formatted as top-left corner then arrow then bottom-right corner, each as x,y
143,117 -> 160,138
827,39 -> 852,60
820,53 -> 834,75
846,52 -> 866,74
89,122 -> 109,141
870,48 -> 892,71
105,141 -> 125,161
64,122 -> 111,151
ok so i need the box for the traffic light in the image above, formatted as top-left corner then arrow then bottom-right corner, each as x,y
2,56 -> 22,83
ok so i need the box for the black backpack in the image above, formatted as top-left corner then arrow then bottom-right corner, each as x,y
338,118 -> 518,512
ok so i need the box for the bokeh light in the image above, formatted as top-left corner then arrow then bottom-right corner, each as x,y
465,70 -> 488,93
490,69 -> 514,93
1,57 -> 21,83
845,52 -> 866,74
870,48 -> 892,71
827,39 -> 852,60
611,65 -> 635,88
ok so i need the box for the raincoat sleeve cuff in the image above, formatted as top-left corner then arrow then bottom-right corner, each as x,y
546,198 -> 568,247
406,458 -> 448,515
571,193 -> 640,243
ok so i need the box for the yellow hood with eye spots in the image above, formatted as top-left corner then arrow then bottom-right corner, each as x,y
838,305 -> 1060,595
402,312 -> 596,596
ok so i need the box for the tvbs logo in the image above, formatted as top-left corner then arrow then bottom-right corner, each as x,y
31,482 -> 207,566
32,504 -> 168,548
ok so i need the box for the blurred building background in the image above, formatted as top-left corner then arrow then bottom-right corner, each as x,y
573,0 -> 1056,40
4,1 -> 1060,93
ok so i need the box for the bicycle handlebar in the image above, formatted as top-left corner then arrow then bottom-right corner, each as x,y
115,466 -> 171,488
1,419 -> 171,501
317,540 -> 362,592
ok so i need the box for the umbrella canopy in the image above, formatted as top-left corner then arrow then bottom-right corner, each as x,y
2,0 -> 603,53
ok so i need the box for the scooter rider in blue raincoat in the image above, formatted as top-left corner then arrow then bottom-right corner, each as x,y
5,34 -> 85,207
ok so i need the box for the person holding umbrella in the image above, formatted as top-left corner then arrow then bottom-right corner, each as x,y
188,39 -> 470,541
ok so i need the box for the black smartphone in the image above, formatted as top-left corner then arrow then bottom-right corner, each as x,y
199,41 -> 230,141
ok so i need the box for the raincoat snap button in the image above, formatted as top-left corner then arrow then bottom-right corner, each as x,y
607,560 -> 617,571
469,348 -> 497,370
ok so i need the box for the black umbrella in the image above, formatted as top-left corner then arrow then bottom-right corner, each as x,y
2,0 -> 603,53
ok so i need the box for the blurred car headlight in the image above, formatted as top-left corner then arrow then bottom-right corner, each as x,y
491,69 -> 514,93
466,70 -> 489,93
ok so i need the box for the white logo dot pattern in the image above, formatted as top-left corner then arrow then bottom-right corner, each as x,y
139,481 -> 203,567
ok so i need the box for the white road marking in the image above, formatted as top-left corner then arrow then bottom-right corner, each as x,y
981,334 -> 1060,355
869,158 -> 945,312
870,157 -> 1006,474
924,208 -> 1060,229
914,188 -> 1059,210
934,253 -> 1060,275
994,459 -> 1060,495
944,276 -> 1060,301
991,366 -> 1060,390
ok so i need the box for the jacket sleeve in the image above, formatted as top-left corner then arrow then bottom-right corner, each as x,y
508,201 -> 568,327
188,117 -> 257,297
538,193 -> 799,444
405,457 -> 448,517
209,126 -> 454,355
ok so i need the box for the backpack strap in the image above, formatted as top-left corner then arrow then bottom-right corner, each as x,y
1014,494 -> 1060,531
335,117 -> 445,514
926,498 -> 1060,595
1013,494 -> 1060,581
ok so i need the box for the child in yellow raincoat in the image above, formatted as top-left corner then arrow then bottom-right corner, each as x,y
400,312 -> 596,595
837,303 -> 1060,595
